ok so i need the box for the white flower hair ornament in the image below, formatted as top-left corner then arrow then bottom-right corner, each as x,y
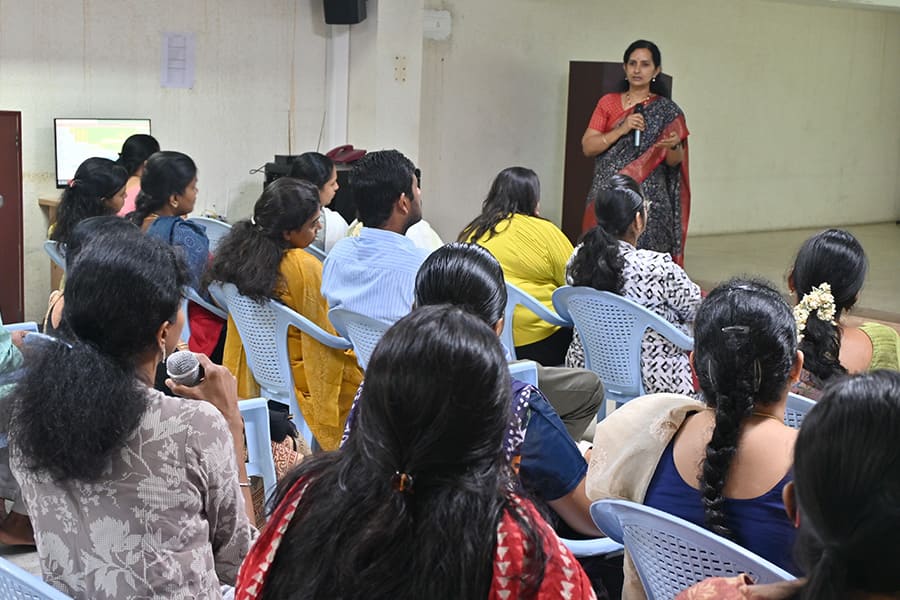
794,282 -> 838,342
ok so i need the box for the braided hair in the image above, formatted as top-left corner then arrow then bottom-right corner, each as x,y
692,278 -> 797,538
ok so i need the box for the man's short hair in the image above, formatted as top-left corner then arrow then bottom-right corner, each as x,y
350,150 -> 415,228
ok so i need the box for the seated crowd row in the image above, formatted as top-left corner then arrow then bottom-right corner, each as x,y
0,140 -> 896,599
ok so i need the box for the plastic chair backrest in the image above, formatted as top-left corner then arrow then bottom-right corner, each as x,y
0,556 -> 71,599
239,398 -> 278,497
211,282 -> 350,446
785,392 -> 815,429
328,309 -> 391,371
553,286 -> 693,409
188,217 -> 231,254
304,245 -> 327,262
186,287 -> 228,320
591,499 -> 795,600
502,283 -> 571,360
43,240 -> 66,271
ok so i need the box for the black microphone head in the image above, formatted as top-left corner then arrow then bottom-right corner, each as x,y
166,351 -> 202,386
633,103 -> 645,115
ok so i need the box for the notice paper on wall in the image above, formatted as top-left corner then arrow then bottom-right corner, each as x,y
161,32 -> 196,89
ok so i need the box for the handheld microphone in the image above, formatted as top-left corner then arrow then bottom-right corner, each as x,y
633,103 -> 645,148
166,351 -> 205,387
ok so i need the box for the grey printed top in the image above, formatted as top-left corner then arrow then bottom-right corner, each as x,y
12,388 -> 256,600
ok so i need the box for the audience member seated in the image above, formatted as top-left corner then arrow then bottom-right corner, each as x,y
289,152 -> 349,253
115,133 -> 160,216
677,371 -> 900,600
0,312 -> 33,546
789,228 -> 900,399
321,149 -> 431,323
43,216 -> 141,336
414,243 -> 601,539
130,150 -> 225,360
587,279 -> 803,598
9,233 -> 255,599
344,164 -> 444,252
235,306 -> 596,600
566,173 -> 700,395
49,157 -> 128,245
207,178 -> 363,451
460,167 -> 574,366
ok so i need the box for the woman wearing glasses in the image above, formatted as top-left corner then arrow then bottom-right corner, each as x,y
565,173 -> 700,395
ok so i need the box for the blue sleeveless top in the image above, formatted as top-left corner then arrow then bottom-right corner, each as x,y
643,440 -> 797,574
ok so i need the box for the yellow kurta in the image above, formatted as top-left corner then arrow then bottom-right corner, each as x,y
223,249 -> 363,450
471,214 -> 573,347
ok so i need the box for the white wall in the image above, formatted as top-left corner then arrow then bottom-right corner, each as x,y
419,0 -> 900,242
1,0 -> 330,320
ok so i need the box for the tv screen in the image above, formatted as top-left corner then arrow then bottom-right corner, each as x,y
54,118 -> 152,188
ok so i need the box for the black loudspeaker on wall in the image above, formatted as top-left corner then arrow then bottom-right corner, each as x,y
324,0 -> 367,25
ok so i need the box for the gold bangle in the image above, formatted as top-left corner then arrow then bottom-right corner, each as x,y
601,135 -> 609,146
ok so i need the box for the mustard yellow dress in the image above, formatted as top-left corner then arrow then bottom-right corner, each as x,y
223,249 -> 363,450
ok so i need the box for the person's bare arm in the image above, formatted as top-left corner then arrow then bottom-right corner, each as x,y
547,477 -> 605,537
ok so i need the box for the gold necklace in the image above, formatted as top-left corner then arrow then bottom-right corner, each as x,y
703,407 -> 783,424
624,91 -> 651,108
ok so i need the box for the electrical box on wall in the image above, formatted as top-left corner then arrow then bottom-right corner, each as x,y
324,0 -> 366,25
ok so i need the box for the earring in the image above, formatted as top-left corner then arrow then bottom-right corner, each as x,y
171,201 -> 179,209
652,77 -> 656,83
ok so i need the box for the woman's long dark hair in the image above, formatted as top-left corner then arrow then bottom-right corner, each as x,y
205,178 -> 320,301
692,278 -> 798,539
116,134 -> 160,176
619,39 -> 671,98
11,233 -> 188,481
791,229 -> 867,384
458,167 -> 541,242
567,173 -> 645,293
260,306 -> 546,599
51,157 -> 128,244
128,150 -> 197,225
414,242 -> 507,327
793,371 -> 900,600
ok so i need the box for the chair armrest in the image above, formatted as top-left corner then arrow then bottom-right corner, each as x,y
507,283 -> 571,327
272,301 -> 352,350
560,537 -> 624,558
3,322 -> 38,333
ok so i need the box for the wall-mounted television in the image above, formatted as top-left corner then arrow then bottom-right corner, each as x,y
54,118 -> 152,188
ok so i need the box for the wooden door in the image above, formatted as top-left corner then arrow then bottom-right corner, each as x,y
0,111 -> 24,322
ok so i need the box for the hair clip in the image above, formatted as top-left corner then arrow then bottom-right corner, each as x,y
391,471 -> 414,494
721,325 -> 750,335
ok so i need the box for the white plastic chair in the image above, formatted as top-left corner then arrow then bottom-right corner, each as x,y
0,556 -> 70,599
553,286 -> 693,417
188,217 -> 231,254
785,392 -> 815,429
327,309 -> 391,371
210,282 -> 352,448
502,283 -> 572,360
239,398 -> 278,497
561,537 -> 624,558
43,240 -> 66,271
591,499 -> 795,600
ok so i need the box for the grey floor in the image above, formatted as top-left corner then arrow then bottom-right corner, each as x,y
684,222 -> 900,323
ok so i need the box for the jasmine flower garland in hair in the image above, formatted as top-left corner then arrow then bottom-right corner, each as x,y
794,282 -> 837,342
